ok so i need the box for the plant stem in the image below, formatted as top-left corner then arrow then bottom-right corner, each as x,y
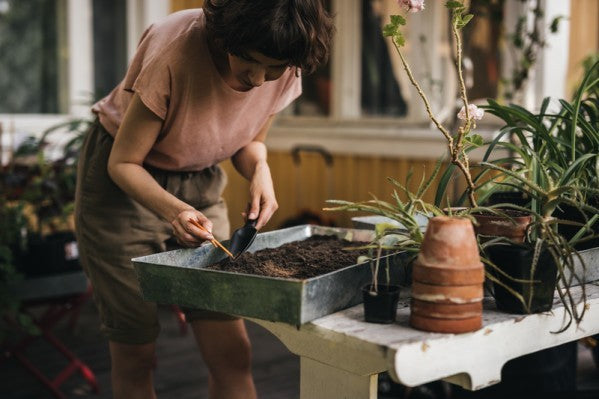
392,32 -> 478,207
453,20 -> 469,120
392,39 -> 453,144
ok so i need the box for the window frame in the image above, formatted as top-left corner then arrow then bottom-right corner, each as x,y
0,0 -> 168,164
270,0 -> 572,160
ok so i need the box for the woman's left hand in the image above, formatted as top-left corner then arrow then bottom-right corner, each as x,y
246,161 -> 278,230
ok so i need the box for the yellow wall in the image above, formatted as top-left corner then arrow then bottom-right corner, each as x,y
567,0 -> 599,96
171,0 -> 204,13
221,153 -> 464,231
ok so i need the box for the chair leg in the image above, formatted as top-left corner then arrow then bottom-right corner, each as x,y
4,289 -> 99,397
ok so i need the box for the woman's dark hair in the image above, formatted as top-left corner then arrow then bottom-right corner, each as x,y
203,0 -> 334,74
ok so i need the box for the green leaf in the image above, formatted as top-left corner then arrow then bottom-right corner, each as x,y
395,34 -> 406,47
550,16 -> 564,33
375,222 -> 400,238
382,23 -> 396,37
465,134 -> 483,147
445,1 -> 463,9
390,15 -> 406,26
461,14 -> 474,26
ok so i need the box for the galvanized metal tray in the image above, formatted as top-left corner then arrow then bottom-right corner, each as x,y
132,225 -> 410,325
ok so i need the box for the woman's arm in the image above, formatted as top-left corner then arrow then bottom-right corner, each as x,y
107,93 -> 215,246
231,115 -> 278,230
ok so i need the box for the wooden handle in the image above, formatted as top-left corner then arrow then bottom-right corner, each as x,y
188,219 -> 235,258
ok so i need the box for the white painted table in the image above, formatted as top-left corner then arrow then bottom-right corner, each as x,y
251,282 -> 599,399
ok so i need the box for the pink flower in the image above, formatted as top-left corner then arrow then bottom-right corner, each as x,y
457,104 -> 484,121
399,0 -> 425,13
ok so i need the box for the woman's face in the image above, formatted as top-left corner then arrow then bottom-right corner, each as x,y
227,50 -> 290,91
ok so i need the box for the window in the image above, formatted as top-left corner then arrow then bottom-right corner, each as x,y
290,0 -> 456,123
92,0 -> 128,100
0,0 -> 68,114
0,0 -> 167,164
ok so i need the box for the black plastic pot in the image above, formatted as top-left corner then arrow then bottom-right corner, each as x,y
362,284 -> 400,324
554,196 -> 599,251
487,190 -> 530,207
486,244 -> 557,314
15,231 -> 80,277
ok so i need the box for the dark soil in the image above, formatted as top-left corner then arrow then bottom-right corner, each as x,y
206,235 -> 370,279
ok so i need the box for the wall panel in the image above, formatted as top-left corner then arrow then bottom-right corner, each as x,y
220,151 -> 466,232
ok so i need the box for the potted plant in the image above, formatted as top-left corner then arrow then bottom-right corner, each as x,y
1,118 -> 91,277
470,66 -> 599,326
325,1 -> 490,328
0,195 -> 39,341
325,161 -> 445,323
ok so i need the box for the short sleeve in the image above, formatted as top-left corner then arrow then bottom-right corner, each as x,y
120,25 -> 171,120
272,70 -> 302,114
129,59 -> 171,120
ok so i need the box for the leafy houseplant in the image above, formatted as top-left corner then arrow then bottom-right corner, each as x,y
0,195 -> 39,341
1,118 -> 91,277
326,1 -> 594,332
326,161 -> 446,323
471,61 -> 599,326
325,1 -> 487,325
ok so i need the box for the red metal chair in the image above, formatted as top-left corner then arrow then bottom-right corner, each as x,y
2,272 -> 99,399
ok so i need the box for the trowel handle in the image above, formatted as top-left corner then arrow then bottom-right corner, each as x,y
246,218 -> 257,228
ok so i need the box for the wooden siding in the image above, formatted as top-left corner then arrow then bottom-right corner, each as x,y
567,0 -> 599,96
220,152 -> 467,231
170,0 -> 204,13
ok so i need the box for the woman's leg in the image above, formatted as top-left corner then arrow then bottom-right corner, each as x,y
109,340 -> 157,399
191,319 -> 257,399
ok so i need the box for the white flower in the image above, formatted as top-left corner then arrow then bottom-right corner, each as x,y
457,104 -> 484,121
399,0 -> 425,13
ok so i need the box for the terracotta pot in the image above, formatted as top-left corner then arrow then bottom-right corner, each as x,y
411,281 -> 483,304
417,216 -> 481,268
412,262 -> 485,286
410,299 -> 482,319
409,216 -> 484,334
473,210 -> 532,243
410,312 -> 482,334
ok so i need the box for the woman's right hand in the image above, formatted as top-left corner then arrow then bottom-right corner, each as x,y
171,209 -> 214,247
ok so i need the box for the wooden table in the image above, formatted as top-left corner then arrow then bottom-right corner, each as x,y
252,282 -> 599,399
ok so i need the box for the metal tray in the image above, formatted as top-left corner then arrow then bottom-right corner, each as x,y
132,225 -> 410,325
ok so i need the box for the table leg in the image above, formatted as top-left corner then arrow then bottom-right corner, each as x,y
300,357 -> 378,399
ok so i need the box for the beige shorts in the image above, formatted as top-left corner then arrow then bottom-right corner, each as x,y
75,120 -> 236,345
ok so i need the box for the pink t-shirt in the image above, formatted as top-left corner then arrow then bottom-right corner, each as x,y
92,9 -> 302,172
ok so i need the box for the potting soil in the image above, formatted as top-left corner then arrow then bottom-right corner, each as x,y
207,235 -> 370,279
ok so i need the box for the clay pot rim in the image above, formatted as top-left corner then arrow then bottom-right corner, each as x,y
429,215 -> 473,223
472,209 -> 532,221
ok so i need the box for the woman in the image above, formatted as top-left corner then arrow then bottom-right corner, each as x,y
74,1 -> 333,397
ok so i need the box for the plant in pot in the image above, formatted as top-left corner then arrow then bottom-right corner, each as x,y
1,118 -> 91,277
326,1 -> 492,329
0,194 -> 39,341
480,59 -> 599,249
472,91 -> 599,328
326,162 -> 445,324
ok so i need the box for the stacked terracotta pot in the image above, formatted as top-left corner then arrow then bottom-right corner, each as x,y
410,216 -> 484,333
